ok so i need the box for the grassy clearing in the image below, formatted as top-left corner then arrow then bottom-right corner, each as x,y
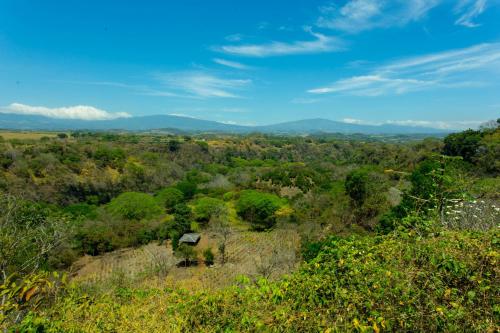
71,226 -> 301,293
0,131 -> 58,140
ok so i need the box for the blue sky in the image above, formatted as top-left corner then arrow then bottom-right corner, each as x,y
0,0 -> 499,129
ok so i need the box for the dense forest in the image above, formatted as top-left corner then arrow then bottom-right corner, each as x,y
0,122 -> 498,332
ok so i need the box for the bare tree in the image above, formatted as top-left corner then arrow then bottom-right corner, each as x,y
209,205 -> 232,265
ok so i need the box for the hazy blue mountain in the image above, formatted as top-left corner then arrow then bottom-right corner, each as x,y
256,118 -> 447,134
0,113 -> 450,135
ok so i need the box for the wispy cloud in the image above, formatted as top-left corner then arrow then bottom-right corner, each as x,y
342,117 -> 484,129
309,42 -> 500,96
317,0 -> 492,33
67,70 -> 251,99
155,71 -> 251,98
1,103 -> 131,120
454,0 -> 487,27
214,29 -> 344,57
317,0 -> 441,33
309,75 -> 435,96
213,58 -> 252,70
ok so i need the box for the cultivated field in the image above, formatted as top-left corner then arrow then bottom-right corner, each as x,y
71,226 -> 301,292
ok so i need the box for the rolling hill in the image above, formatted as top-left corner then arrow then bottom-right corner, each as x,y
0,113 -> 449,135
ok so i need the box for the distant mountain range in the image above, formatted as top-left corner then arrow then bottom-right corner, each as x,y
0,113 -> 450,135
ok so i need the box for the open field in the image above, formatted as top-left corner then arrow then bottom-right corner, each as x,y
0,131 -> 59,140
71,226 -> 301,292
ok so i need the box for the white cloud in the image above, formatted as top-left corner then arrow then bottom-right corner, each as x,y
309,75 -> 435,96
167,113 -> 199,119
220,120 -> 238,125
341,118 -> 484,129
317,0 -> 441,33
1,103 -> 131,120
155,71 -> 251,98
317,0 -> 492,32
214,29 -> 344,57
309,43 -> 500,96
455,0 -> 487,27
213,58 -> 252,70
342,118 -> 366,124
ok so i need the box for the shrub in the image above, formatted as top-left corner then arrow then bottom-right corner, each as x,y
106,192 -> 162,221
203,248 -> 215,266
155,187 -> 184,211
193,197 -> 225,223
236,190 -> 284,230
176,180 -> 197,199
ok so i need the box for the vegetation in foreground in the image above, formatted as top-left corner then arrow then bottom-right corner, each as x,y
0,121 -> 499,331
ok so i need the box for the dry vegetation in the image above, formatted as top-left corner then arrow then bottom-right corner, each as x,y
0,131 -> 59,140
72,226 -> 300,292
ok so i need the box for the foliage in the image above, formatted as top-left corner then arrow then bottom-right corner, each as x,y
175,244 -> 197,267
443,129 -> 483,163
155,187 -> 184,211
176,180 -> 197,199
15,229 -> 499,332
378,156 -> 466,234
203,248 -> 215,266
0,272 -> 66,330
236,190 -> 285,230
193,197 -> 226,223
106,192 -> 162,221
0,194 -> 69,280
345,168 -> 369,206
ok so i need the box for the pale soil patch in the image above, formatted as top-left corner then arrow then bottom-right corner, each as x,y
71,226 -> 301,291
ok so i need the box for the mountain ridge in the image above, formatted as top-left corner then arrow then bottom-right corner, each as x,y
0,113 -> 451,134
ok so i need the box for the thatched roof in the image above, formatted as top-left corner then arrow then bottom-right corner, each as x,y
179,233 -> 201,244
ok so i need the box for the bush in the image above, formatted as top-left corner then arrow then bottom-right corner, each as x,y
18,230 -> 499,332
236,190 -> 284,230
155,187 -> 184,211
193,197 -> 225,223
345,168 -> 369,206
106,192 -> 162,221
176,180 -> 197,199
203,248 -> 215,266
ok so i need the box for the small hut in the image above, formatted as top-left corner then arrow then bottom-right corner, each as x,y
179,233 -> 201,245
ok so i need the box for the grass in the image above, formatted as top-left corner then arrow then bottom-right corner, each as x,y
70,226 -> 301,293
16,228 -> 499,332
0,131 -> 59,140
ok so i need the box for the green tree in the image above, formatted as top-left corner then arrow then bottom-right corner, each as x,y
0,195 -> 68,281
176,180 -> 197,199
345,169 -> 369,207
175,244 -> 197,267
106,192 -> 162,221
236,190 -> 284,230
443,129 -> 482,163
193,197 -> 226,223
155,187 -> 184,212
203,248 -> 214,266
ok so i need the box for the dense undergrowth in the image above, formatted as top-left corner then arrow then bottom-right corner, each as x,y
1,125 -> 499,332
14,228 -> 499,332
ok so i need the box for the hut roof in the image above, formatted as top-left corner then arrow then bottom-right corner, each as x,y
179,233 -> 201,244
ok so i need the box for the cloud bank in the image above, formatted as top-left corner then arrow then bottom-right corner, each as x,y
1,103 -> 131,120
